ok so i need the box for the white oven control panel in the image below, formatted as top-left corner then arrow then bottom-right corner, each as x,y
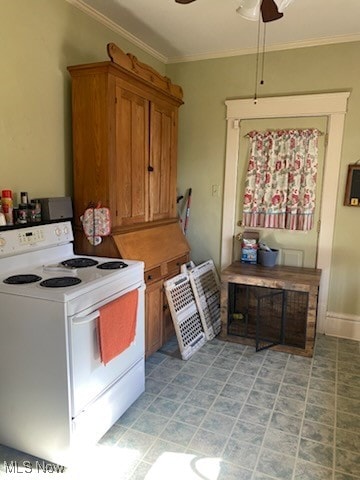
0,221 -> 74,257
18,228 -> 45,246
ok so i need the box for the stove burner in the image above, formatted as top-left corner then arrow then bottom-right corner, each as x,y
40,277 -> 82,288
97,261 -> 128,270
4,274 -> 42,285
61,258 -> 99,268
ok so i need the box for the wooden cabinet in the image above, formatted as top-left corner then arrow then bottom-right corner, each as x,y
68,43 -> 182,234
68,44 -> 189,357
114,223 -> 190,357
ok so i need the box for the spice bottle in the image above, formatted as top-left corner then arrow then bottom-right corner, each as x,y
1,190 -> 14,225
28,203 -> 37,223
20,192 -> 28,204
31,199 -> 42,222
17,204 -> 28,224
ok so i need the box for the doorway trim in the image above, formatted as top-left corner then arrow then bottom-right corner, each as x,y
221,92 -> 350,332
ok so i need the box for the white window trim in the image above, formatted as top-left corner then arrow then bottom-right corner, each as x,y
221,92 -> 350,332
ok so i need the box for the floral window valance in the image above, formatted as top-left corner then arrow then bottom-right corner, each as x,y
243,128 -> 320,231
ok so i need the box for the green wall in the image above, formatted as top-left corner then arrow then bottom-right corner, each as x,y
1,0 -> 359,318
0,0 -> 164,203
167,42 -> 360,316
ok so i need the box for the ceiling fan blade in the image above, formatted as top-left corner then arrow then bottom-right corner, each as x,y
175,0 -> 197,4
260,0 -> 283,22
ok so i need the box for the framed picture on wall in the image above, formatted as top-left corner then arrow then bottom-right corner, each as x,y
344,164 -> 360,206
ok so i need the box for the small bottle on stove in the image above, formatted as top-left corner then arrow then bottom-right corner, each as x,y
20,191 -> 28,204
28,203 -> 37,223
31,199 -> 42,222
17,204 -> 28,224
1,190 -> 14,225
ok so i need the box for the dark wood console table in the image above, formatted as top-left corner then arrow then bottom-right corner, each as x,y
220,262 -> 321,357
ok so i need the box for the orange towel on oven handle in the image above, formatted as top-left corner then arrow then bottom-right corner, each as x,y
98,289 -> 139,365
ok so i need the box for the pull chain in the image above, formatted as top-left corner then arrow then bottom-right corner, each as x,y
260,23 -> 266,85
254,20 -> 267,103
253,15 -> 262,104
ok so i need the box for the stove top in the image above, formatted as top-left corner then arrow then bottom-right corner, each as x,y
0,222 -> 144,305
3,258 -> 131,288
0,254 -> 143,301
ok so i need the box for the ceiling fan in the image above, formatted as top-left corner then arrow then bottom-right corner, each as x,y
175,0 -> 294,23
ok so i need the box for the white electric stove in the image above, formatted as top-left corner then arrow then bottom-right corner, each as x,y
0,221 -> 145,465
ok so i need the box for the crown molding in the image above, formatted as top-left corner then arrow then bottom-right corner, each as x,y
65,0 -> 167,64
167,33 -> 360,63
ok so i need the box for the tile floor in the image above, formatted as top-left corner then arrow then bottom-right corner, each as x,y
0,334 -> 359,479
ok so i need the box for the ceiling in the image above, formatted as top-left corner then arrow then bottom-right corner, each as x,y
70,0 -> 360,63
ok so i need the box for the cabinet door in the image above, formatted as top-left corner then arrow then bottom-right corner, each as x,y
70,72 -> 111,229
115,84 -> 149,227
145,280 -> 163,357
149,102 -> 178,221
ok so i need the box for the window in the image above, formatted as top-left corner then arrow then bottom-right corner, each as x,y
243,129 -> 320,230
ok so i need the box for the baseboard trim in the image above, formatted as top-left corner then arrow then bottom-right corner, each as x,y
325,311 -> 360,341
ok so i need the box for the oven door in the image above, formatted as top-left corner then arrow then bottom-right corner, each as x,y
68,283 -> 145,418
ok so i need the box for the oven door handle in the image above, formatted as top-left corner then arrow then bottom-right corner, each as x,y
72,310 -> 100,326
